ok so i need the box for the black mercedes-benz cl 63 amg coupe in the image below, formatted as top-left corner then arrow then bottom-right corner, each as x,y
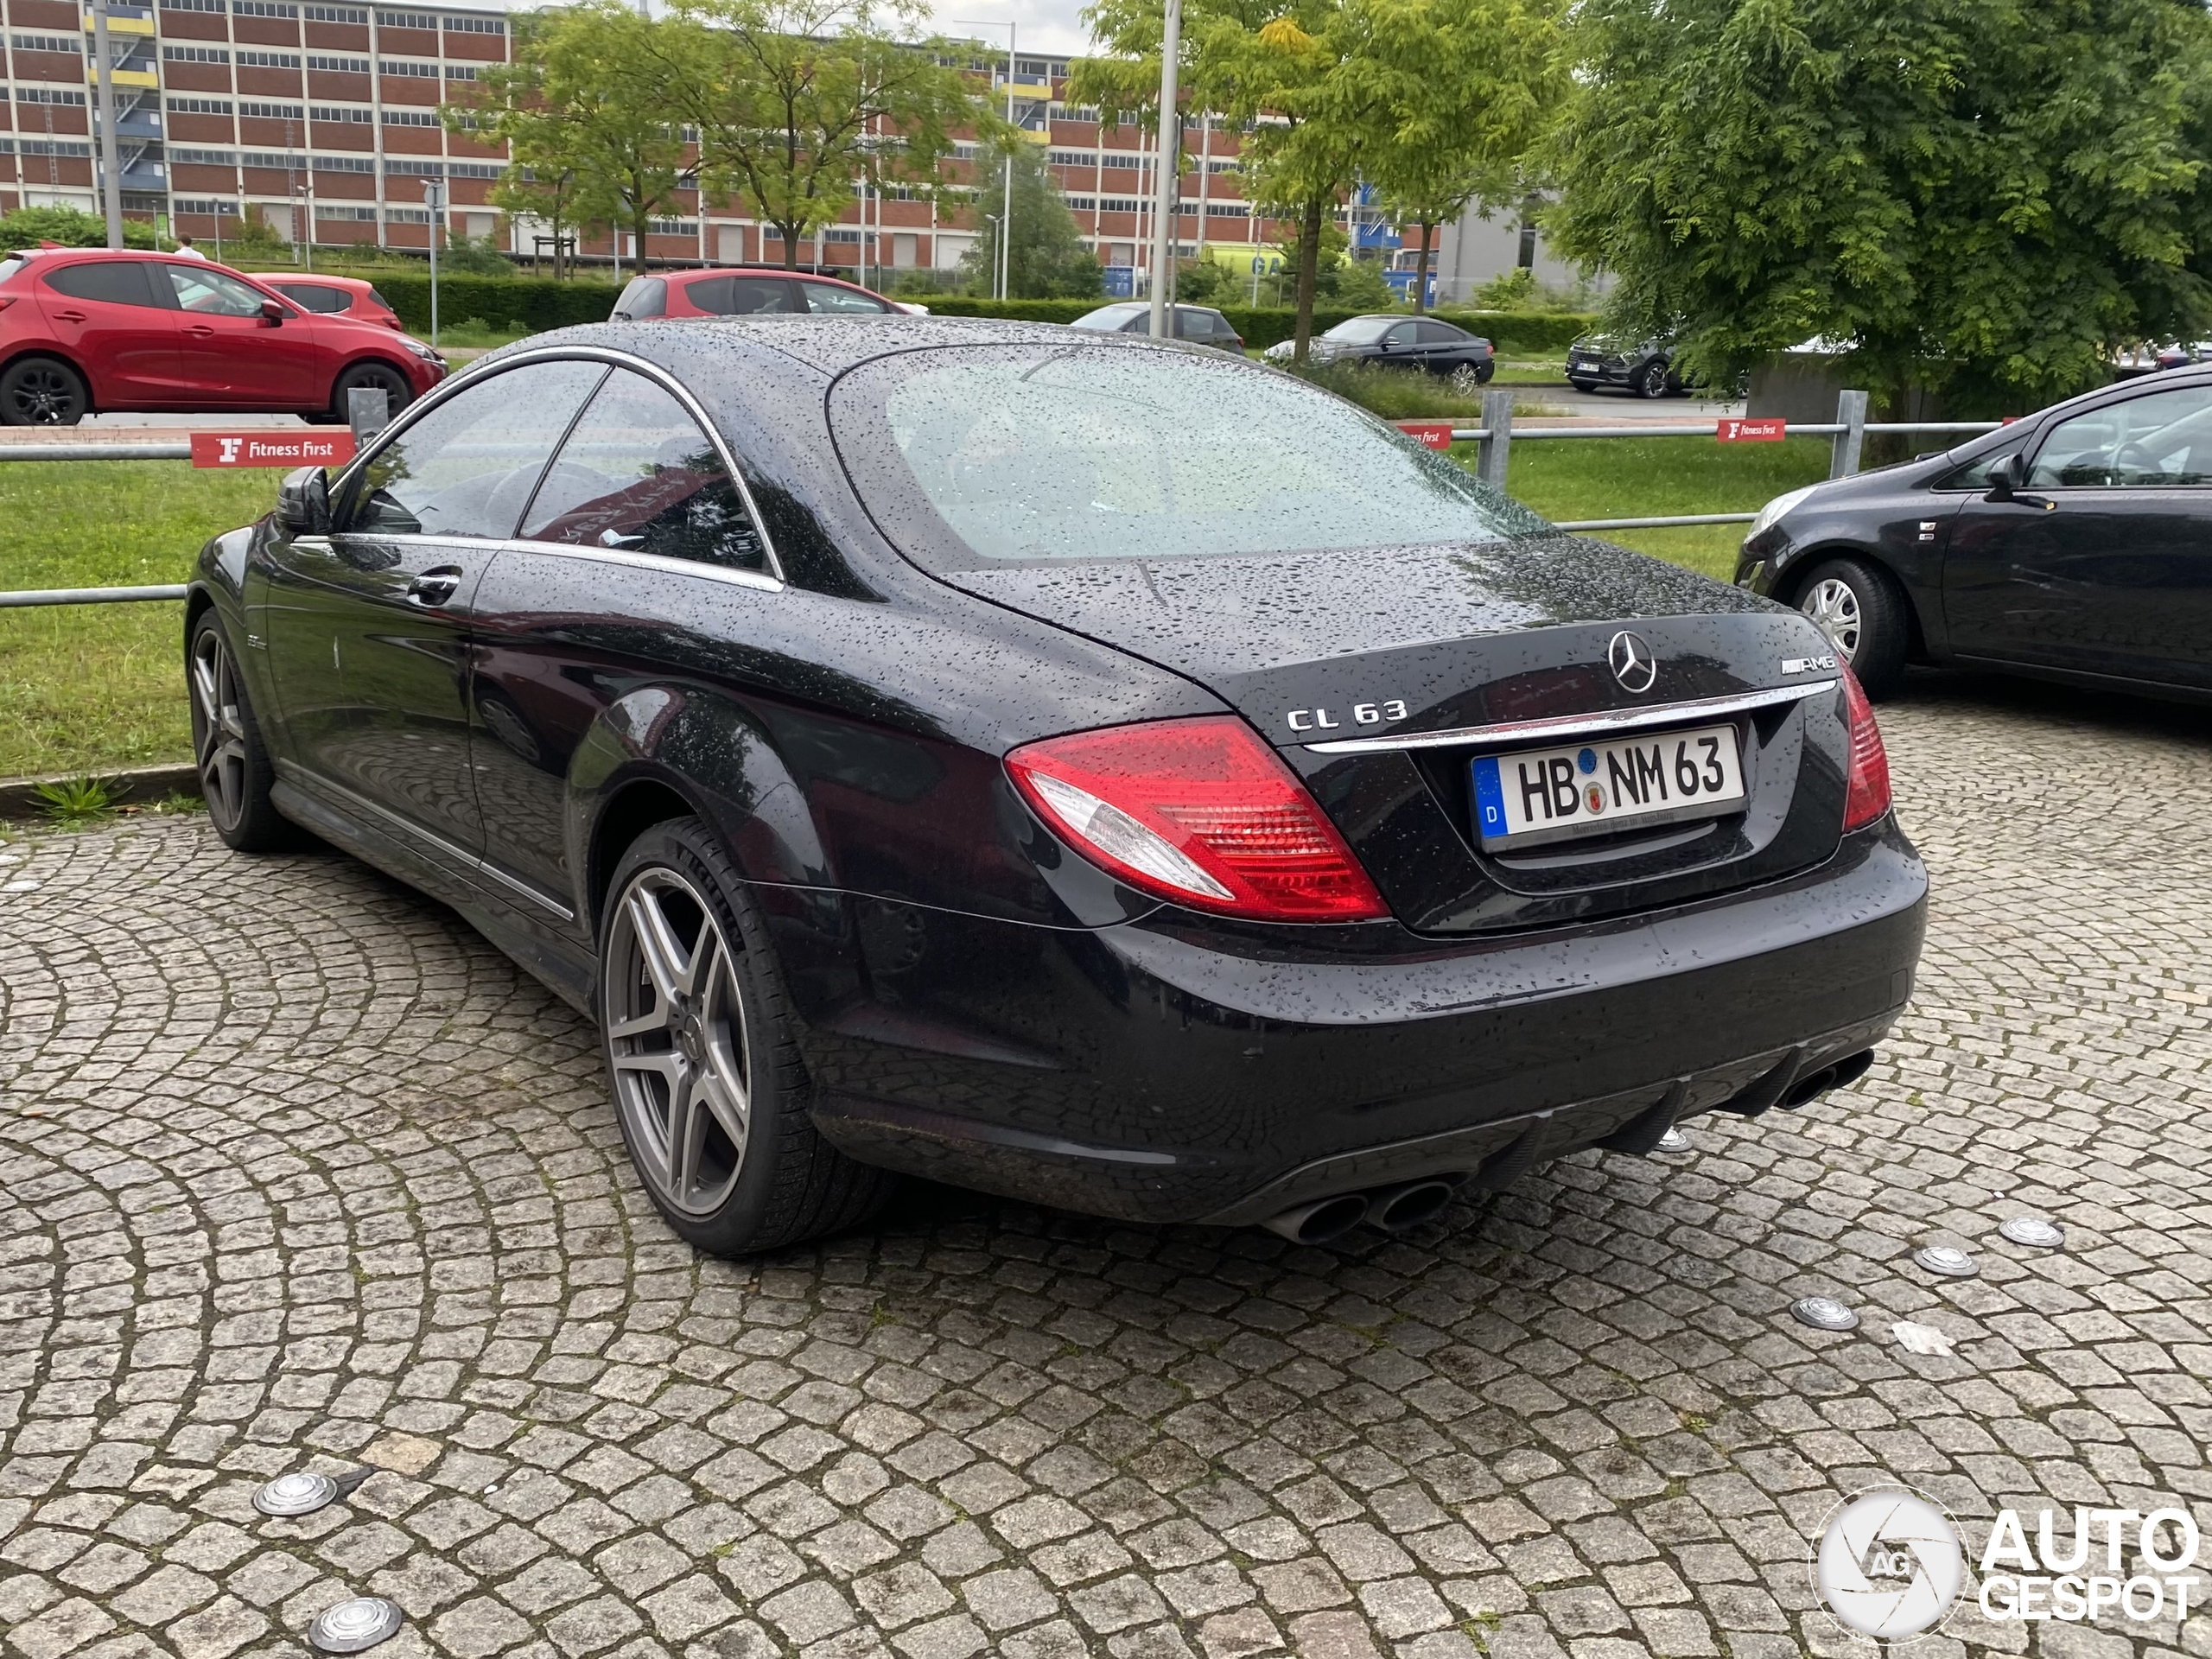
186,317 -> 1927,1255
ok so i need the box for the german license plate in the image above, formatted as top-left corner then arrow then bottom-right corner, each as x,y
1471,723 -> 1745,849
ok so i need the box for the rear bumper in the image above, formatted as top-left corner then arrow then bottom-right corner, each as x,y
798,820 -> 1927,1224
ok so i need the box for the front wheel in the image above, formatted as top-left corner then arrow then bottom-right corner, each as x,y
1795,557 -> 1909,698
2,356 -> 88,425
1631,363 -> 1669,399
188,610 -> 299,849
327,360 -> 413,427
600,818 -> 893,1255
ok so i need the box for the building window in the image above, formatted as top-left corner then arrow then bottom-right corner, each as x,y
233,1 -> 302,15
239,100 -> 307,118
305,4 -> 370,19
308,54 -> 369,71
311,104 -> 373,120
163,45 -> 232,62
166,95 -> 236,113
1205,202 -> 1249,217
378,58 -> 437,75
442,13 -> 502,30
385,205 -> 430,221
380,107 -> 437,124
238,50 -> 303,67
173,196 -> 242,213
442,63 -> 475,79
21,140 -> 95,156
318,204 -> 378,219
383,156 -> 442,174
17,86 -> 89,105
375,10 -> 435,27
312,152 -> 374,170
172,147 -> 239,163
243,150 -> 304,167
445,161 -> 500,178
161,0 -> 231,11
1100,151 -> 1143,168
10,33 -> 82,53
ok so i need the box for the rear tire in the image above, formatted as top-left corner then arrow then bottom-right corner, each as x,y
188,609 -> 299,851
1794,556 -> 1909,698
599,817 -> 893,1256
327,360 -> 413,427
2,356 -> 88,426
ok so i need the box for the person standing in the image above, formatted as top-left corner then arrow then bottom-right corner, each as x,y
174,235 -> 207,260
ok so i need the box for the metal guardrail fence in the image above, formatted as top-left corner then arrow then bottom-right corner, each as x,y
0,391 -> 2007,607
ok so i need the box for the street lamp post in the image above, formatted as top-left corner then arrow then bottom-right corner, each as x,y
1146,0 -> 1181,339
89,0 -> 124,249
422,176 -> 447,346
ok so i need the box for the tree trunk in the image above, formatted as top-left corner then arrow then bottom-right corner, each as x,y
1293,194 -> 1324,363
1413,220 -> 1433,315
777,222 -> 801,270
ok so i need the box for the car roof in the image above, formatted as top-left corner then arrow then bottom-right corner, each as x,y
250,271 -> 374,289
664,267 -> 874,289
473,314 -> 1151,380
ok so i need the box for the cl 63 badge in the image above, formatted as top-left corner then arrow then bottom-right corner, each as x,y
1286,700 -> 1409,734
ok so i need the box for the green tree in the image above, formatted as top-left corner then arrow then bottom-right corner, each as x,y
0,205 -> 162,251
454,3 -> 692,279
1362,0 -> 1563,312
653,0 -> 987,270
958,142 -> 1105,297
1548,0 -> 2212,411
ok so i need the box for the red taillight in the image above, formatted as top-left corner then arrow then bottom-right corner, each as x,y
1840,665 -> 1891,831
1006,716 -> 1390,923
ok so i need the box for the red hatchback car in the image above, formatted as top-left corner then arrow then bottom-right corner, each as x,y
248,272 -> 404,331
0,249 -> 445,425
609,266 -> 926,321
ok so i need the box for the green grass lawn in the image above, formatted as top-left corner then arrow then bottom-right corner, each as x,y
0,437 -> 1829,781
0,462 -> 275,779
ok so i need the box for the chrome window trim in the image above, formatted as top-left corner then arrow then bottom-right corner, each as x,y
499,535 -> 784,593
1300,680 -> 1838,755
331,345 -> 786,585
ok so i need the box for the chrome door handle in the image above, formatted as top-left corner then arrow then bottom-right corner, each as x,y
406,568 -> 462,606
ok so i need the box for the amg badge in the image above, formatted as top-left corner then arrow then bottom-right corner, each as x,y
1781,654 -> 1839,675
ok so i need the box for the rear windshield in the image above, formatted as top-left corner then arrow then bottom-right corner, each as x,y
0,255 -> 26,286
830,343 -> 1547,569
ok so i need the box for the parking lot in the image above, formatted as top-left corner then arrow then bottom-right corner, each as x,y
2,671 -> 2208,1659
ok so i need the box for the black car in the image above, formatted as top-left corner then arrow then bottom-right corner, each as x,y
1263,314 -> 1496,378
1736,364 -> 2212,700
186,318 -> 1924,1256
1070,302 -> 1245,353
1567,335 -> 1683,398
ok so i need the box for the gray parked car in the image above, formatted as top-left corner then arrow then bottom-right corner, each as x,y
1071,302 -> 1245,353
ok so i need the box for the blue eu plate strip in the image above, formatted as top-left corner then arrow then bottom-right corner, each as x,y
1471,757 -> 1506,840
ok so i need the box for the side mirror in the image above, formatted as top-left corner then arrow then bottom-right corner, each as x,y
260,299 -> 287,326
276,466 -> 329,536
1983,452 -> 2027,502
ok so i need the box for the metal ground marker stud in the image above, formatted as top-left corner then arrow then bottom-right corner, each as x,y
1656,1128 -> 1691,1154
1913,1245 -> 1980,1279
1790,1295 -> 1860,1332
308,1597 -> 404,1654
1999,1217 -> 2066,1250
254,1471 -> 340,1516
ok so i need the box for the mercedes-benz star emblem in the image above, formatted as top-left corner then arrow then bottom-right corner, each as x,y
1607,630 -> 1657,693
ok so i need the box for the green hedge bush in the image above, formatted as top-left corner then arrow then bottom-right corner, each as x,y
315,272 -> 1594,356
323,271 -> 622,334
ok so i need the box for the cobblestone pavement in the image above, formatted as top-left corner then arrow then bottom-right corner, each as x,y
3,675 -> 2209,1659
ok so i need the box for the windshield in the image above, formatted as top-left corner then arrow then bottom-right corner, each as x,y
832,343 -> 1547,569
1322,316 -> 1399,344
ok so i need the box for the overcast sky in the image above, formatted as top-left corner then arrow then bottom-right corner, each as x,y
923,0 -> 1096,58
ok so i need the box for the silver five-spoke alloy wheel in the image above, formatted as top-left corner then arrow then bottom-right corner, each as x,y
1801,576 -> 1862,661
189,626 -> 251,833
604,868 -> 753,1217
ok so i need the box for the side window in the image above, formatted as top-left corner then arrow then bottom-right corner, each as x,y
1385,322 -> 1419,346
691,276 -> 798,315
342,359 -> 609,538
613,276 -> 667,321
802,281 -> 892,315
284,283 -> 353,314
2029,386 -> 2212,487
168,264 -> 275,316
519,369 -> 769,574
1416,321 -> 1462,345
44,261 -> 162,308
